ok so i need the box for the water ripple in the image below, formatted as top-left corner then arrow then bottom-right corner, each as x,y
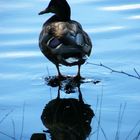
85,26 -> 124,33
0,28 -> 39,35
68,0 -> 103,4
127,15 -> 140,20
100,4 -> 140,11
0,73 -> 26,79
38,0 -> 103,4
0,3 -> 33,11
0,39 -> 37,46
0,51 -> 41,58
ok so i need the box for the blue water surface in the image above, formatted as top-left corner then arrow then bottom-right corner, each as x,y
0,0 -> 140,140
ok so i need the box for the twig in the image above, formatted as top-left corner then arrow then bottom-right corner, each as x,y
90,95 -> 99,137
94,116 -> 108,140
133,131 -> 140,140
115,104 -> 122,140
120,103 -> 127,123
134,68 -> 140,78
97,84 -> 104,140
95,84 -> 108,140
46,65 -> 50,76
95,95 -> 99,115
20,102 -> 25,140
125,120 -> 140,140
0,110 -> 13,124
0,130 -> 15,140
115,103 -> 126,140
11,119 -> 16,140
87,62 -> 140,80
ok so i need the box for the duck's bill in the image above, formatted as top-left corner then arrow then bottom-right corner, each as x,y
38,8 -> 50,15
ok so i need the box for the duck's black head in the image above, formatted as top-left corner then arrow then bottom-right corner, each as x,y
39,0 -> 71,21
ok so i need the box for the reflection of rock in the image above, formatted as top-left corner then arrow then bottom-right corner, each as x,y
41,87 -> 94,140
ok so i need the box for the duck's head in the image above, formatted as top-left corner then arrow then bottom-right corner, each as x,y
39,0 -> 71,21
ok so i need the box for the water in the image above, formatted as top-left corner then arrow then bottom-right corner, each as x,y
0,0 -> 140,140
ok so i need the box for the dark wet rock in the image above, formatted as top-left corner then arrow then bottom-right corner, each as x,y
45,75 -> 100,93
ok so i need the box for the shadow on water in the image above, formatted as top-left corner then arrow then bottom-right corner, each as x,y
30,84 -> 94,140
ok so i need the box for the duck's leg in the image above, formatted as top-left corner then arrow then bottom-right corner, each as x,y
56,64 -> 62,77
75,64 -> 82,80
56,64 -> 65,80
78,85 -> 84,104
57,85 -> 61,99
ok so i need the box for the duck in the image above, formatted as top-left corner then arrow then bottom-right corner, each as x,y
39,0 -> 92,79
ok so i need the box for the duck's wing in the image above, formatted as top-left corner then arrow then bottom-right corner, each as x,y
39,21 -> 92,56
53,20 -> 92,56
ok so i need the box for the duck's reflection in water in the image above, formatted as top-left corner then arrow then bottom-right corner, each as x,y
41,86 -> 94,140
